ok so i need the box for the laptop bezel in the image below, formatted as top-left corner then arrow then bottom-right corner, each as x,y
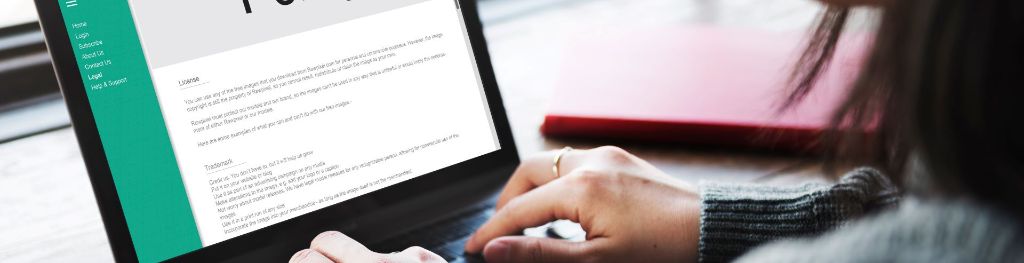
32,0 -> 518,261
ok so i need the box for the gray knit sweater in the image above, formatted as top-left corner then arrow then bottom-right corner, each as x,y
698,168 -> 1024,262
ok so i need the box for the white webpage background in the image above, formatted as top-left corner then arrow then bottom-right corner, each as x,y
131,0 -> 499,245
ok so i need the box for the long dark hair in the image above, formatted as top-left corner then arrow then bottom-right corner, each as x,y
792,1 -> 1024,217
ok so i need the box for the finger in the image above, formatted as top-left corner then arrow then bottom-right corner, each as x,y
310,231 -> 376,263
483,236 -> 603,263
389,246 -> 447,263
289,249 -> 334,263
466,177 -> 582,253
495,147 -> 585,210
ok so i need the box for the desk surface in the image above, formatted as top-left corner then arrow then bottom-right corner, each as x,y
0,0 -> 836,261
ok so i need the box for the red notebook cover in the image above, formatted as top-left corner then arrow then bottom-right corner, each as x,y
540,27 -> 867,152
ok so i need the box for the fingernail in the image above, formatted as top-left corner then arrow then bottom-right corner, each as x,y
483,240 -> 511,263
290,249 -> 311,262
464,234 -> 476,252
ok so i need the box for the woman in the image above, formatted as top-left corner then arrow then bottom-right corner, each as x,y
289,0 -> 1024,261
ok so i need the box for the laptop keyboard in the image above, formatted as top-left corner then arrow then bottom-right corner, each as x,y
371,202 -> 494,262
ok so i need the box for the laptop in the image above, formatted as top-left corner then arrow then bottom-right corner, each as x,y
33,0 -> 520,261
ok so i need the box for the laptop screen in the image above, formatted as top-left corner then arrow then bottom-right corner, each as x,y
55,0 -> 500,261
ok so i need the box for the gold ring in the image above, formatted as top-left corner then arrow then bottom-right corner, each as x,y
552,146 -> 573,178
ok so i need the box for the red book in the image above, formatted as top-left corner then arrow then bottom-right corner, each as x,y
540,27 -> 867,152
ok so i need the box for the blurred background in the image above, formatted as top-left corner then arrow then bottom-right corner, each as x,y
0,0 -> 65,144
0,0 -> 868,261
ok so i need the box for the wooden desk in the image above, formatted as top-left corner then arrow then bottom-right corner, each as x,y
0,0 -> 833,261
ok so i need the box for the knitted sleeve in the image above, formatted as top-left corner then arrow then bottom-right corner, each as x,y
697,167 -> 900,263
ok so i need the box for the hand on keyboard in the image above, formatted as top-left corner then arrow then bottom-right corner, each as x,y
464,146 -> 701,263
290,231 -> 447,263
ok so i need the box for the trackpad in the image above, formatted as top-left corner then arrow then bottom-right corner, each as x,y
523,220 -> 586,242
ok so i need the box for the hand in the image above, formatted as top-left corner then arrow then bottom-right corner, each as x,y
290,231 -> 447,263
817,0 -> 880,6
465,146 -> 701,263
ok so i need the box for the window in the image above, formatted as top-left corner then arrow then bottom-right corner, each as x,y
0,0 -> 37,27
